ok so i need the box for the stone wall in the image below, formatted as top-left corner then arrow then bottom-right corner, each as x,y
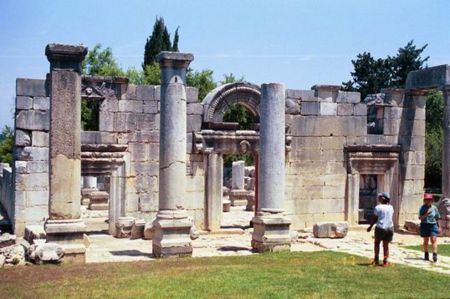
285,86 -> 365,228
0,164 -> 13,224
14,79 -> 50,236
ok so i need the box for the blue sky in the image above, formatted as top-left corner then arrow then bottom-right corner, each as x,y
1,0 -> 449,128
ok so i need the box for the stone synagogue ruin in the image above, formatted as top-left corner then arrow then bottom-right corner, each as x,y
1,43 -> 450,262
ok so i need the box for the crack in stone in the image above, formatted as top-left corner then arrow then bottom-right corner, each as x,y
160,160 -> 186,170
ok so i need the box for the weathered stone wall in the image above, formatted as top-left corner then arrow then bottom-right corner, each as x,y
14,79 -> 50,236
285,86 -> 365,228
0,164 -> 13,223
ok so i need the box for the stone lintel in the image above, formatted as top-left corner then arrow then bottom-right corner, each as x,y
311,85 -> 341,92
345,144 -> 401,153
405,64 -> 450,90
156,51 -> 194,69
380,87 -> 405,95
46,43 -> 87,72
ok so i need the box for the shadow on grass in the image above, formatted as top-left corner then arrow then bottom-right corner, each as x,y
110,250 -> 152,257
217,246 -> 251,252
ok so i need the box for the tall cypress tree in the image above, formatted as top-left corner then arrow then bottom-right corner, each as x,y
143,17 -> 179,69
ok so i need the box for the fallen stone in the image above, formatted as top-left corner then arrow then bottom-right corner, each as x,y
28,242 -> 64,264
1,243 -> 26,265
130,219 -> 145,240
0,233 -> 16,248
290,230 -> 299,242
143,222 -> 154,240
115,217 -> 134,238
24,225 -> 46,244
223,199 -> 231,212
313,222 -> 348,238
190,223 -> 199,240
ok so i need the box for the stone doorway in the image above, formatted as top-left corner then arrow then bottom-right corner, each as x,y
197,82 -> 262,231
345,145 -> 400,226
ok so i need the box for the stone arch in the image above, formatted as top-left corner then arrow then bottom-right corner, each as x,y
202,82 -> 261,123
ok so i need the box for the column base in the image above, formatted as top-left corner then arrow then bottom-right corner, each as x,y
251,213 -> 291,253
152,210 -> 193,258
44,218 -> 87,263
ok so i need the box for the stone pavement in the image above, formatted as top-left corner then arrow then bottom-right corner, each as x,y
85,228 -> 450,276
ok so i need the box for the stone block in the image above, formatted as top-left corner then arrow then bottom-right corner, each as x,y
336,91 -> 360,103
136,85 -> 155,101
16,147 -> 49,161
301,101 -> 319,115
115,217 -> 135,238
384,106 -> 403,120
136,113 -> 157,131
100,99 -> 119,112
337,103 -> 354,116
292,116 -> 366,137
33,97 -> 50,110
154,86 -> 161,102
129,143 -> 150,162
143,100 -> 159,114
130,219 -> 145,239
251,215 -> 291,252
118,100 -> 143,113
115,113 -> 137,132
99,112 -> 115,132
26,161 -> 48,173
16,96 -> 33,110
354,104 -> 367,116
24,225 -> 46,244
186,87 -> 199,103
320,102 -> 337,116
15,130 -> 31,146
15,173 -> 48,191
187,115 -> 202,132
286,98 -> 300,114
16,110 -> 49,131
313,221 -> 348,238
0,233 -> 16,248
28,242 -> 64,264
286,89 -> 302,99
187,103 -> 203,115
149,143 -> 159,160
15,190 -> 49,206
16,79 -> 47,97
32,131 -> 49,147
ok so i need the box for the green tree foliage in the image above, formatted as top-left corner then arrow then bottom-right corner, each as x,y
343,41 -> 429,98
143,63 -> 161,85
143,17 -> 178,68
425,90 -> 444,189
82,44 -> 124,77
186,69 -> 217,101
0,125 -> 13,166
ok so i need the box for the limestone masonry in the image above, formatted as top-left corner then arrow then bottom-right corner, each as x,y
1,43 -> 450,262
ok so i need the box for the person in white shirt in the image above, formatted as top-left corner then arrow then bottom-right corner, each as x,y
367,192 -> 394,266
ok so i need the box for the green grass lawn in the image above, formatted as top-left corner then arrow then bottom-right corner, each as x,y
405,243 -> 450,257
1,251 -> 449,299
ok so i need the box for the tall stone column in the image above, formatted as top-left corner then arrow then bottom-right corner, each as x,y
44,44 -> 87,262
206,152 -> 223,231
83,176 -> 97,189
251,83 -> 291,252
152,52 -> 195,257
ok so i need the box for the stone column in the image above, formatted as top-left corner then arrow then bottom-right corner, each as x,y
44,44 -> 87,262
83,176 -> 97,189
152,52 -> 195,257
251,83 -> 291,252
443,87 -> 450,198
232,161 -> 245,189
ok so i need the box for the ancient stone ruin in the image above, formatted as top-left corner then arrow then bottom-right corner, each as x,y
1,43 -> 450,263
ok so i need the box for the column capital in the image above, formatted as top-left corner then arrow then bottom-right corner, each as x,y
45,43 -> 87,73
156,51 -> 194,69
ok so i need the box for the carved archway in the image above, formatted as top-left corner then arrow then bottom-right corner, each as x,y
202,82 -> 261,124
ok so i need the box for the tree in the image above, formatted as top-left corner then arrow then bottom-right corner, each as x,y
0,125 -> 13,166
343,41 -> 428,98
82,44 -> 124,77
425,90 -> 444,189
186,69 -> 217,101
143,17 -> 178,68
